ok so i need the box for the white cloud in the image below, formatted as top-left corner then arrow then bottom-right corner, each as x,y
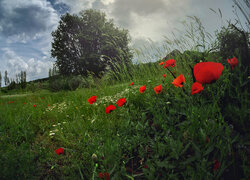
0,48 -> 53,82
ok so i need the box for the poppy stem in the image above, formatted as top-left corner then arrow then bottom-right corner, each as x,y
166,67 -> 176,79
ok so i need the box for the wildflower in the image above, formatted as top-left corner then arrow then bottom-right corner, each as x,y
206,135 -> 210,143
193,62 -> 224,84
88,96 -> 97,104
24,102 -> 26,104
162,74 -> 166,78
172,73 -> 185,87
33,105 -> 36,107
98,172 -> 103,178
10,101 -> 14,103
227,57 -> 238,70
105,105 -> 115,114
55,147 -> 64,155
116,98 -> 126,107
49,132 -> 55,136
104,172 -> 110,180
154,85 -> 162,94
159,62 -> 164,65
130,82 -> 134,86
213,159 -> 220,171
192,82 -> 204,95
164,59 -> 176,68
139,85 -> 146,93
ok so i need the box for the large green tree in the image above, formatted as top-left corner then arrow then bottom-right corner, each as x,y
51,9 -> 133,77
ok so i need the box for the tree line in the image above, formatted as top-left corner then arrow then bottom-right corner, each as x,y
0,70 -> 27,89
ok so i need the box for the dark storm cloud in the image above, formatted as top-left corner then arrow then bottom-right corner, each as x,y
0,0 -> 58,38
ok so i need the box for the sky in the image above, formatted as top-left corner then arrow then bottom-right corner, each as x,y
0,0 -> 247,84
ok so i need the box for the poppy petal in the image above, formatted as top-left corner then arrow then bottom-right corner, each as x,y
172,73 -> 185,87
193,62 -> 223,84
192,82 -> 204,95
139,85 -> 146,93
88,96 -> 97,104
105,105 -> 115,114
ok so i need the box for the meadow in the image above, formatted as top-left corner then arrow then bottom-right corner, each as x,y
0,17 -> 249,179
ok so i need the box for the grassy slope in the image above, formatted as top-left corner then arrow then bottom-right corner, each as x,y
0,56 -> 249,179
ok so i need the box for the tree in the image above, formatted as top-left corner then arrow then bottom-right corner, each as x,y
4,70 -> 9,86
51,9 -> 133,78
20,71 -> 27,89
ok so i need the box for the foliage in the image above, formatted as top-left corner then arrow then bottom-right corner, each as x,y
51,9 -> 133,78
216,24 -> 249,67
48,74 -> 97,92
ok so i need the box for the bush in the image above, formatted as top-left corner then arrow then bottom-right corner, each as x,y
68,75 -> 83,90
7,81 -> 17,90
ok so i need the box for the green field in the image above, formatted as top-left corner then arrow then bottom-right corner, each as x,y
0,55 -> 249,179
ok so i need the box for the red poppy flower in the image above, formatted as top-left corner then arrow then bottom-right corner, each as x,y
105,105 -> 115,114
10,101 -> 14,103
213,159 -> 220,171
164,59 -> 176,68
104,172 -> 110,180
159,62 -> 164,65
227,57 -> 238,70
162,74 -> 166,78
55,147 -> 64,155
98,172 -> 103,179
33,105 -> 36,107
116,98 -> 126,107
130,82 -> 134,86
172,73 -> 185,87
139,85 -> 146,93
154,85 -> 162,94
193,62 -> 224,84
206,135 -> 210,143
192,82 -> 204,95
88,96 -> 97,104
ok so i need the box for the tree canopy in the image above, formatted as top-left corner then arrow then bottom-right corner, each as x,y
51,9 -> 133,77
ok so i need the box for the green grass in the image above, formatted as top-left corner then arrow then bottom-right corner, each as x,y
0,56 -> 249,179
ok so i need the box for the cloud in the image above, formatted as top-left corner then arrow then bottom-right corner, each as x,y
0,0 -> 59,40
54,0 -> 97,13
0,48 -> 53,82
